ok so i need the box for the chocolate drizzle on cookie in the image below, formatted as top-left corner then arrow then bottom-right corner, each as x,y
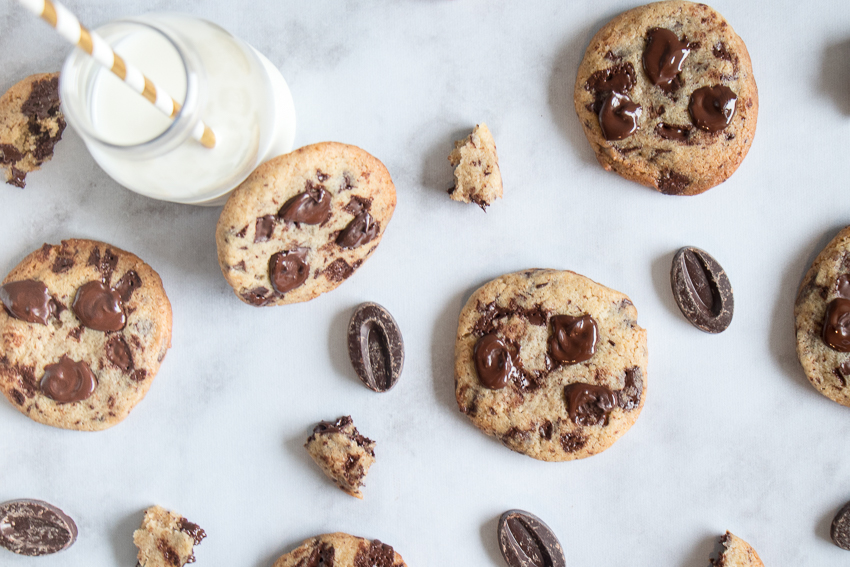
689,85 -> 737,132
40,356 -> 97,404
548,314 -> 598,364
72,281 -> 126,332
474,334 -> 516,390
0,280 -> 55,325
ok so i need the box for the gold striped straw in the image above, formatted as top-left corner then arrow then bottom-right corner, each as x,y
16,0 -> 216,148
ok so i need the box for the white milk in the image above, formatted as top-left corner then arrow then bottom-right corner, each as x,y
60,15 -> 296,205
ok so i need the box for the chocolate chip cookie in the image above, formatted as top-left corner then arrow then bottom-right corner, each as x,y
272,533 -> 407,567
574,1 -> 758,195
305,416 -> 376,499
0,73 -> 65,188
0,239 -> 172,431
448,123 -> 503,210
454,269 -> 648,461
795,226 -> 850,407
711,532 -> 764,567
133,506 -> 206,567
216,142 -> 396,307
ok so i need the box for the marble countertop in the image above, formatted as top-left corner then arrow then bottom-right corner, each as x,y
2,0 -> 850,565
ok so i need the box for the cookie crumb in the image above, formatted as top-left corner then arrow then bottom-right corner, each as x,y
133,506 -> 205,567
304,416 -> 375,499
448,123 -> 503,210
711,531 -> 764,567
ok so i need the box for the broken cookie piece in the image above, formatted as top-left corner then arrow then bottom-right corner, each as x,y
447,123 -> 503,210
711,531 -> 764,567
133,505 -> 206,567
0,73 -> 65,188
304,416 -> 376,499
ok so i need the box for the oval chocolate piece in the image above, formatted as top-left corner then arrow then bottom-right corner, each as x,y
671,247 -> 733,333
336,212 -> 380,249
269,250 -> 309,295
831,500 -> 850,550
643,28 -> 690,90
689,85 -> 737,132
72,281 -> 125,332
0,280 -> 53,325
656,122 -> 690,142
549,314 -> 598,364
474,334 -> 514,390
564,383 -> 618,426
823,298 -> 850,352
40,356 -> 97,404
497,509 -> 566,567
347,302 -> 404,393
105,335 -> 133,372
599,92 -> 642,141
279,187 -> 332,225
0,499 -> 77,556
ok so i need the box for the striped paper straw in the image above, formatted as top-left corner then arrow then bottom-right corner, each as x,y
16,0 -> 216,148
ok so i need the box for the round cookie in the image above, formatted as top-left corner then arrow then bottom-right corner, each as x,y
795,226 -> 850,407
216,142 -> 396,307
454,269 -> 648,461
0,239 -> 172,431
0,73 -> 65,188
574,1 -> 758,195
272,533 -> 407,567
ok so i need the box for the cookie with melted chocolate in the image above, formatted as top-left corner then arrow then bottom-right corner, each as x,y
133,506 -> 206,567
448,123 -> 503,210
216,142 -> 396,306
454,269 -> 648,461
573,1 -> 758,195
795,226 -> 850,407
272,533 -> 407,567
0,239 -> 172,431
304,416 -> 376,499
0,73 -> 65,188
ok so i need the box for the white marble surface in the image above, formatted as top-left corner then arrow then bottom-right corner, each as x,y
1,0 -> 850,565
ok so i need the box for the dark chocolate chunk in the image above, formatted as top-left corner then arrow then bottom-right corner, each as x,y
497,509 -> 565,567
655,122 -> 691,142
0,499 -> 77,556
671,247 -> 734,333
643,28 -> 691,93
336,212 -> 379,249
832,500 -> 850,550
564,383 -> 617,426
323,258 -> 355,282
105,335 -> 133,372
40,356 -> 97,404
353,540 -> 396,567
658,170 -> 691,195
617,367 -> 643,411
474,334 -> 515,390
177,517 -> 207,546
241,287 -> 271,306
0,280 -> 54,325
279,185 -> 332,225
0,143 -> 23,165
347,302 -> 404,393
254,215 -> 277,242
598,92 -> 642,141
548,314 -> 598,364
689,85 -> 737,132
72,281 -> 125,332
113,270 -> 142,302
269,249 -> 309,296
51,254 -> 74,274
7,167 -> 26,188
585,62 -> 636,97
21,77 -> 60,120
824,298 -> 850,352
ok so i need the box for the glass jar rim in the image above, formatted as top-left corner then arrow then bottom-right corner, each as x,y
59,16 -> 205,156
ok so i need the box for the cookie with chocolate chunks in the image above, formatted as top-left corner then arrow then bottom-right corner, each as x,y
0,73 -> 65,188
272,533 -> 407,567
448,123 -> 503,210
0,239 -> 172,431
304,416 -> 376,499
574,1 -> 758,195
133,505 -> 206,567
216,142 -> 396,306
454,269 -> 648,461
710,532 -> 764,567
795,226 -> 850,407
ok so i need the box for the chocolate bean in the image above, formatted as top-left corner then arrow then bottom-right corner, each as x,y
497,509 -> 565,567
0,499 -> 77,556
670,247 -> 733,333
347,302 -> 404,392
832,501 -> 850,550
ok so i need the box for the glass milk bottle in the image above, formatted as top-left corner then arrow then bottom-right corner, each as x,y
60,13 -> 296,205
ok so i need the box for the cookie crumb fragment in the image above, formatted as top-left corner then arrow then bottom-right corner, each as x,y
133,505 -> 206,567
711,531 -> 764,567
447,123 -> 503,210
304,415 -> 376,499
0,73 -> 65,188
